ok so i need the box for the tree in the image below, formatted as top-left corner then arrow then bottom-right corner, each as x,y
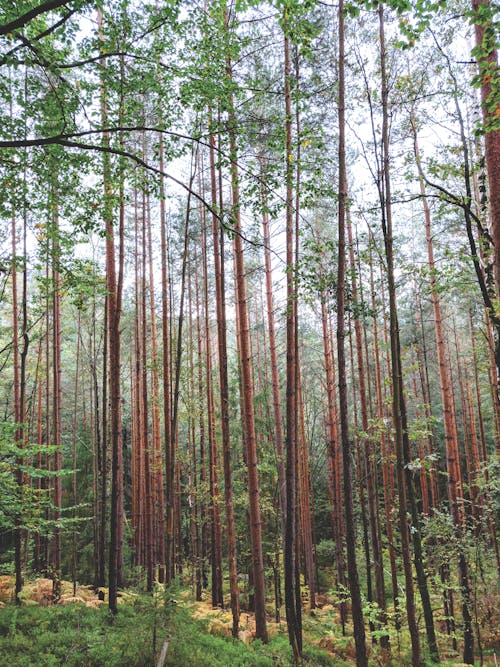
336,3 -> 367,665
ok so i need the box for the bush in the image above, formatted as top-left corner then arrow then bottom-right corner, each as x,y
315,540 -> 336,567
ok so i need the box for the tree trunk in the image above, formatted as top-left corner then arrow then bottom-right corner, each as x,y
220,6 -> 268,642
337,6 -> 368,665
347,212 -> 388,649
472,0 -> 500,298
101,10 -> 124,611
208,124 -> 240,635
379,7 -> 423,665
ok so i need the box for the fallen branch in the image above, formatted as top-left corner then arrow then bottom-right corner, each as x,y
156,639 -> 170,667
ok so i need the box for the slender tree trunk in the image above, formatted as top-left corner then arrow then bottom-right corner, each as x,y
51,198 -> 62,604
260,175 -> 286,546
100,10 -> 124,611
141,177 -> 154,592
297,367 -> 315,610
282,25 -> 301,659
348,322 -> 374,637
207,128 -> 240,633
223,9 -> 268,642
413,117 -> 472,663
33,346 -> 44,574
158,130 -> 174,583
347,212 -> 388,649
146,191 -> 166,578
471,0 -> 500,299
321,300 -> 347,629
199,223 -> 224,608
413,123 -> 465,528
72,312 -> 81,596
379,8 -> 424,665
99,293 -> 107,587
169,161 -> 195,582
337,6 -> 367,664
368,240 -> 400,628
12,200 -> 23,604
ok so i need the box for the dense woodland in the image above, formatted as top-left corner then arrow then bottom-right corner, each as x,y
0,0 -> 499,665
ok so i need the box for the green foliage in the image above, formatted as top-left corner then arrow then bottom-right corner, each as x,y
0,591 -> 338,667
0,422 -> 80,536
0,599 -> 167,667
470,0 -> 500,134
315,539 -> 336,567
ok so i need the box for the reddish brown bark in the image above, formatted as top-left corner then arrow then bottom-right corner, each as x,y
297,368 -> 315,610
321,304 -> 347,630
71,313 -> 81,596
146,193 -> 166,576
379,9 -> 425,664
199,225 -> 223,608
208,126 -> 240,636
224,10 -> 268,642
141,181 -> 154,592
369,243 -> 399,625
100,10 -> 124,611
261,184 -> 286,544
346,213 -> 387,648
472,0 -> 500,295
338,7 -> 367,664
51,203 -> 62,604
413,128 -> 465,528
12,203 -> 23,603
158,130 -> 174,583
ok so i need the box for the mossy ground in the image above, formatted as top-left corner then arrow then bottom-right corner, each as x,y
0,577 -> 498,666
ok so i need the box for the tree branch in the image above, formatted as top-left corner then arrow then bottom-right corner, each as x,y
51,137 -> 269,253
0,8 -> 79,67
0,0 -> 89,36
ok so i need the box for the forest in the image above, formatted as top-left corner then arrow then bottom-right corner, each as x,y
0,0 -> 498,665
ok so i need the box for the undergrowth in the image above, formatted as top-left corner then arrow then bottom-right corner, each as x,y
0,591 -> 338,667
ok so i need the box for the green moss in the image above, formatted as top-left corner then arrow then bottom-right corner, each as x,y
0,595 -> 337,667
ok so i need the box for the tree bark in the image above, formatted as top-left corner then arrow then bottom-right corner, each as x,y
208,123 -> 240,635
224,20 -> 268,640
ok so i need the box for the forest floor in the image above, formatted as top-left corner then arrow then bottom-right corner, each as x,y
0,575 -> 498,666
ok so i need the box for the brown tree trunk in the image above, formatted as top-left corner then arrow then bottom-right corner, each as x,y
199,223 -> 224,608
379,8 -> 424,665
368,240 -> 400,628
159,131 -> 173,583
297,367 -> 315,610
282,26 -> 301,659
208,125 -> 240,635
413,121 -> 474,663
414,285 -> 440,512
472,0 -> 500,297
101,11 -> 124,611
413,125 -> 465,528
348,321 -> 374,637
71,313 -> 81,596
51,200 -> 62,604
141,179 -> 154,593
12,203 -> 23,603
260,176 -> 286,546
347,212 -> 388,650
321,300 -> 347,629
223,9 -> 268,642
337,6 -> 367,665
169,164 -> 194,583
98,292 -> 107,587
146,191 -> 166,577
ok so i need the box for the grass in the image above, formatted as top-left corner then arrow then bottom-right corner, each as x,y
1,579 -> 498,666
0,601 -> 166,666
0,589 -> 338,667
